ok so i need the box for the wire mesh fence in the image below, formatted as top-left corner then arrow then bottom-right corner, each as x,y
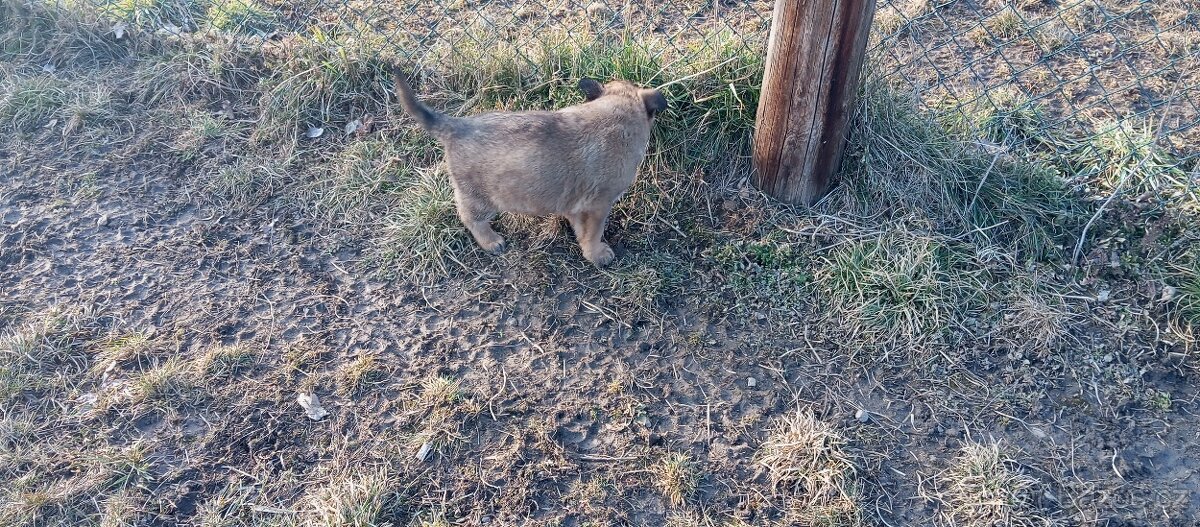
30,0 -> 1200,185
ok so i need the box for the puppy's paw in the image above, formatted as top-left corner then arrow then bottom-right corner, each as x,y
480,237 -> 507,255
585,243 -> 615,267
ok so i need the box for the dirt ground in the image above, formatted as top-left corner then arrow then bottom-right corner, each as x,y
3,1 -> 1200,527
4,91 -> 1200,527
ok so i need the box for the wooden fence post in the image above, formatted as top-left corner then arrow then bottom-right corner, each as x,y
752,0 -> 877,205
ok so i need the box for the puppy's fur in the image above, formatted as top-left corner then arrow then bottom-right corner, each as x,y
393,70 -> 666,266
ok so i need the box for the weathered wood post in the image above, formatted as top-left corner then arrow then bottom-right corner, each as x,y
752,0 -> 877,205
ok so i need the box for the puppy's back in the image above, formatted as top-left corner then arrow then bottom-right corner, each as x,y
447,103 -> 646,215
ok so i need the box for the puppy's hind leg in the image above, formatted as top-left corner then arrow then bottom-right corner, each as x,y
455,197 -> 506,254
567,207 -> 615,267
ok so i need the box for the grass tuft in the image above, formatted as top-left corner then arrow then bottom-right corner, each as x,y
203,157 -> 288,211
133,358 -> 197,407
757,409 -> 862,524
91,332 -> 156,376
196,343 -> 258,378
404,376 -> 478,460
1070,120 -> 1193,208
206,0 -> 276,35
970,7 -> 1027,45
94,442 -> 153,492
816,229 -> 979,347
302,468 -> 399,527
335,352 -> 386,396
255,27 -> 391,145
845,79 -> 1082,262
655,452 -> 700,507
375,165 -> 473,278
1,75 -> 67,132
927,442 -> 1055,527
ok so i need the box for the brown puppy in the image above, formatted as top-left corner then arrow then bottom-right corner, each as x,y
392,70 -> 666,266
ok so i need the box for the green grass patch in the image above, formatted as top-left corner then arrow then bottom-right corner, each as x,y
1,75 -> 67,132
375,165 -> 473,278
92,0 -> 206,29
1070,121 -> 1195,208
255,26 -> 393,145
843,79 -> 1083,263
607,250 -> 694,315
709,233 -> 812,313
816,230 -> 983,344
206,0 -> 275,35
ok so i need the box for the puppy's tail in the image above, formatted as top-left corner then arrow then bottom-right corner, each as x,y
392,69 -> 453,138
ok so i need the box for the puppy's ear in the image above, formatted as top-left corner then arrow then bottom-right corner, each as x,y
640,89 -> 667,117
579,78 -> 604,101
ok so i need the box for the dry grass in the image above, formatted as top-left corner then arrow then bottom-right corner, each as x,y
0,75 -> 67,131
655,452 -> 701,507
196,343 -> 259,377
335,352 -> 386,396
924,442 -> 1058,527
0,0 -> 1197,525
756,409 -> 864,525
132,357 -> 197,406
970,7 -> 1027,45
301,468 -> 399,527
375,164 -> 473,278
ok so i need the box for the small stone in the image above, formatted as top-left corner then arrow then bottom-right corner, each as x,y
1096,289 -> 1110,302
746,377 -> 756,388
855,409 -> 870,423
97,214 -> 110,227
1030,428 -> 1048,439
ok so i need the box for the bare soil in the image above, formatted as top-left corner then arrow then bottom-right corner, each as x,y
2,1 -> 1200,526
3,106 -> 1200,526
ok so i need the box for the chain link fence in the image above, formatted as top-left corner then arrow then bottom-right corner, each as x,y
35,0 -> 1200,184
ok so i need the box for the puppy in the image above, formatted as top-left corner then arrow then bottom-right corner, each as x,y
392,70 -> 666,266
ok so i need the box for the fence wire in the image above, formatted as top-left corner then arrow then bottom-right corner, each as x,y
42,0 -> 1200,181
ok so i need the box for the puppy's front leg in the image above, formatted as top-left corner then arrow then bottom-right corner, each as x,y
570,208 -> 614,267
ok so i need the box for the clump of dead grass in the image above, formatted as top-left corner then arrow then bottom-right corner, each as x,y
993,277 -> 1078,356
843,80 -> 1081,264
131,358 -> 198,407
1,306 -> 103,375
90,332 -> 157,376
196,342 -> 258,377
400,376 -> 482,462
206,0 -> 276,35
91,442 -> 153,492
926,442 -> 1058,527
816,228 -> 977,348
969,7 -> 1027,46
301,468 -> 399,527
168,107 -> 233,161
335,352 -> 386,396
98,489 -> 142,527
756,409 -> 864,525
655,452 -> 700,507
1071,120 -> 1193,208
254,28 -> 392,146
0,0 -> 136,66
